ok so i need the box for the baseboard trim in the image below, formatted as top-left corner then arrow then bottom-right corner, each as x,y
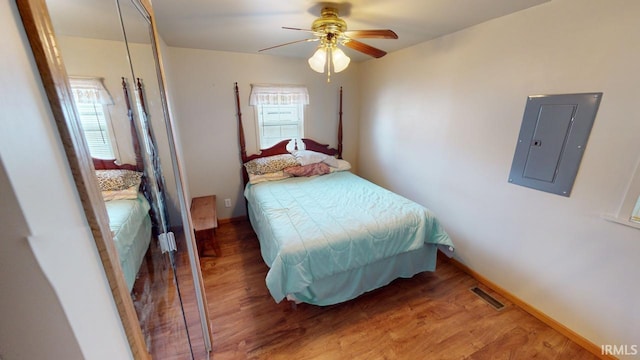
218,216 -> 248,225
447,257 -> 616,360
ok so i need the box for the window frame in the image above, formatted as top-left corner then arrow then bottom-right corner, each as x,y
619,164 -> 640,223
604,156 -> 640,230
249,84 -> 309,150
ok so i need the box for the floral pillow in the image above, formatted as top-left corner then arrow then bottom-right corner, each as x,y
284,162 -> 331,177
244,154 -> 300,175
95,169 -> 143,191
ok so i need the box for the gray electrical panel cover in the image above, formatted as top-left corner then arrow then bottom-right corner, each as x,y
508,93 -> 602,196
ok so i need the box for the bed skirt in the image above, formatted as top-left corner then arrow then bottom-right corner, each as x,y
248,205 -> 440,306
286,244 -> 438,306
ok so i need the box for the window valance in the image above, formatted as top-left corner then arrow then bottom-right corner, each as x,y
249,84 -> 309,106
68,77 -> 114,105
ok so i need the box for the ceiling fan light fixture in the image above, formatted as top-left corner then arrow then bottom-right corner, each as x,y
261,6 -> 396,81
331,47 -> 350,73
308,47 -> 327,73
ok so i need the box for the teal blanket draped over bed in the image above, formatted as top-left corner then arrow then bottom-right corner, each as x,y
244,171 -> 454,304
105,192 -> 152,291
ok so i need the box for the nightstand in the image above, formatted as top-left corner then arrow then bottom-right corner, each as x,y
190,195 -> 220,257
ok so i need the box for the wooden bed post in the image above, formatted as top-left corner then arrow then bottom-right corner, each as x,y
235,82 -> 250,186
122,77 -> 144,171
235,82 -> 247,162
338,86 -> 343,159
135,78 -> 148,117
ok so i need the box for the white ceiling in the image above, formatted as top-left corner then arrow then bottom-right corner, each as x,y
47,0 -> 550,62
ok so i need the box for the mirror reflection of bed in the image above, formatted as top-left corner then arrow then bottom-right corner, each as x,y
92,157 -> 150,293
86,90 -> 197,357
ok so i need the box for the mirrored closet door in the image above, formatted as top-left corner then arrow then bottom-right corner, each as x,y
18,0 -> 212,358
116,0 -> 213,358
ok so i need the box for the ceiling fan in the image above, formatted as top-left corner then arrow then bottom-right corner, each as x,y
259,6 -> 398,81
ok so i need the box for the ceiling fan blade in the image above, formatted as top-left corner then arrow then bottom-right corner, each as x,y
344,29 -> 398,39
283,26 -> 315,33
343,39 -> 387,58
259,38 -> 318,52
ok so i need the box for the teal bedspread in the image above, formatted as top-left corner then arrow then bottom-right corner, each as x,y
105,193 -> 152,291
244,171 -> 454,304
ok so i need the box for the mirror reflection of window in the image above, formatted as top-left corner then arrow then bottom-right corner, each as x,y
69,77 -> 119,160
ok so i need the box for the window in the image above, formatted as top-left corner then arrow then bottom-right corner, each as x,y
632,196 -> 640,223
606,157 -> 640,229
68,77 -> 117,160
621,160 -> 640,225
250,84 -> 309,149
625,164 -> 640,224
255,103 -> 304,149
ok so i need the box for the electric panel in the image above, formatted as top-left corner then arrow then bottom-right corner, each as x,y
508,93 -> 602,196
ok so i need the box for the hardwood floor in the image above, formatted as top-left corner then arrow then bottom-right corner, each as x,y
131,231 -> 207,360
197,220 -> 600,360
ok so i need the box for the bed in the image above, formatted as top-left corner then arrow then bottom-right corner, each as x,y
235,84 -> 455,306
93,158 -> 153,292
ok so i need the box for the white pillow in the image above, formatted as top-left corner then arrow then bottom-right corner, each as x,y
322,156 -> 339,168
101,185 -> 139,201
248,171 -> 292,184
292,150 -> 330,166
329,159 -> 351,172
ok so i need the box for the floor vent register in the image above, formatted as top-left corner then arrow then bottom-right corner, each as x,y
470,286 -> 505,311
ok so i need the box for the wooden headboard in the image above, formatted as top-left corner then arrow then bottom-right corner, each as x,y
93,158 -> 139,171
234,83 -> 343,185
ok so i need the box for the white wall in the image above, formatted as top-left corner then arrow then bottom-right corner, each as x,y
157,32 -> 193,211
358,0 -> 640,354
165,47 -> 361,219
0,2 -> 132,359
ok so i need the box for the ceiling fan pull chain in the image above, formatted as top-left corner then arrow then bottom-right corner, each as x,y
327,47 -> 332,83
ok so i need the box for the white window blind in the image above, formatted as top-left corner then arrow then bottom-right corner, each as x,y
69,77 -> 116,160
250,85 -> 308,149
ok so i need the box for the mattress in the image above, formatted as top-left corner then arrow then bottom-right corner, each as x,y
244,171 -> 454,305
105,192 -> 152,291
